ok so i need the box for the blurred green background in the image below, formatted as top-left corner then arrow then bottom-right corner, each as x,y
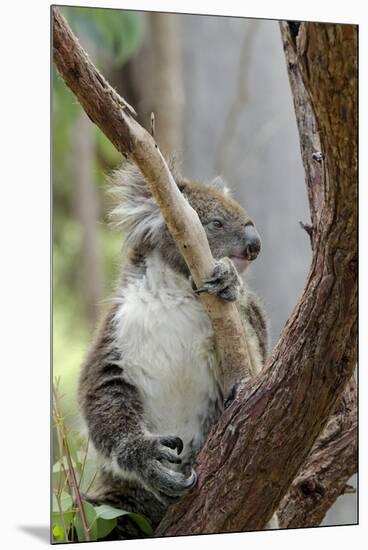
53,6 -> 143,422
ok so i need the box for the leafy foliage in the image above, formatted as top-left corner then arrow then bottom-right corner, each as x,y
52,382 -> 153,543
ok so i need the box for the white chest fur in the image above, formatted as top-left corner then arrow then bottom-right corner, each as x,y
113,253 -> 222,453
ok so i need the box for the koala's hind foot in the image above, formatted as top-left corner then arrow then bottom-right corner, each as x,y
116,434 -> 197,502
193,257 -> 243,302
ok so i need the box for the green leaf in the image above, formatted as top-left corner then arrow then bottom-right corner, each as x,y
52,510 -> 74,542
74,500 -> 98,542
78,459 -> 97,493
53,456 -> 76,472
53,490 -> 73,512
94,503 -> 128,520
52,469 -> 67,495
52,525 -> 64,542
129,512 -> 153,536
96,517 -> 117,539
67,438 -> 80,467
53,510 -> 74,526
94,505 -> 153,536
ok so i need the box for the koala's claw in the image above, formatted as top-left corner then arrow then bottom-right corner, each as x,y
160,435 -> 184,455
157,447 -> 182,464
194,257 -> 243,302
150,464 -> 197,498
185,468 -> 197,490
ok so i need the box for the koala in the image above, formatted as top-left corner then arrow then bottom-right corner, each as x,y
78,162 -> 273,538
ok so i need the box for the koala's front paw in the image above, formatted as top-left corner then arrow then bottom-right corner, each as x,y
146,435 -> 197,498
194,257 -> 243,301
118,434 -> 197,499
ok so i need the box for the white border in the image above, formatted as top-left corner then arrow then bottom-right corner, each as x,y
1,0 -> 366,548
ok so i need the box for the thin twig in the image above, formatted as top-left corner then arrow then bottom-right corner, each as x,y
53,382 -> 90,541
77,437 -> 90,491
54,491 -> 69,541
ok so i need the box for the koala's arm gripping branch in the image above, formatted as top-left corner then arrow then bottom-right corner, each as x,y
52,7 -> 254,394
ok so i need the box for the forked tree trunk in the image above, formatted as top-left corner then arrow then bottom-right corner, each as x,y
53,10 -> 357,534
276,23 -> 358,528
156,20 -> 357,535
278,376 -> 357,527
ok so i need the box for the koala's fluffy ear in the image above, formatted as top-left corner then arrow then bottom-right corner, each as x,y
108,163 -> 165,247
206,176 -> 231,196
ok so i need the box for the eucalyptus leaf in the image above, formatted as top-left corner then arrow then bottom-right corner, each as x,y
52,525 -> 64,542
94,503 -> 129,520
52,470 -> 67,494
94,504 -> 153,536
96,517 -> 118,539
53,456 -> 76,472
129,512 -> 153,536
74,500 -> 98,542
53,490 -> 73,512
78,458 -> 98,494
52,510 -> 74,542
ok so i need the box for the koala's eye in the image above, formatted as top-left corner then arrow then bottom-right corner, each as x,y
210,219 -> 224,229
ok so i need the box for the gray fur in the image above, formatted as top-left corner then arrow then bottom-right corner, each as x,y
108,163 -> 165,248
78,162 -> 269,539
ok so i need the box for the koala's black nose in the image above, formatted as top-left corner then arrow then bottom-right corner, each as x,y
243,225 -> 261,260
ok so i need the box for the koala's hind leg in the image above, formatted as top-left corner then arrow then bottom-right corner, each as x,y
83,469 -> 167,539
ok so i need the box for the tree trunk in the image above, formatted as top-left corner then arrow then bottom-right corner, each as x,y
140,12 -> 184,156
53,10 -> 357,534
278,376 -> 357,527
156,20 -> 357,536
111,13 -> 184,157
276,23 -> 358,527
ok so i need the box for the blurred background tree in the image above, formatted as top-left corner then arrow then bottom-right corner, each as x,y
52,6 -> 355,526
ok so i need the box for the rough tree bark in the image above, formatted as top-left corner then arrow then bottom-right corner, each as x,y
53,8 -> 357,535
276,23 -> 358,527
156,20 -> 357,535
278,376 -> 357,527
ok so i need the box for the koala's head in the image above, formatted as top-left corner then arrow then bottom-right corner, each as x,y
176,177 -> 261,274
109,163 -> 261,277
